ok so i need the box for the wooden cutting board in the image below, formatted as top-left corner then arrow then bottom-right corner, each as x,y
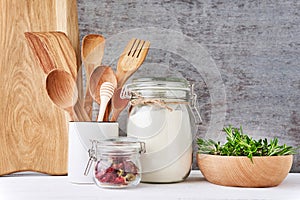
0,0 -> 80,175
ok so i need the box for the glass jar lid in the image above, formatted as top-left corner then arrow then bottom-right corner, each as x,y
96,137 -> 146,155
122,77 -> 192,102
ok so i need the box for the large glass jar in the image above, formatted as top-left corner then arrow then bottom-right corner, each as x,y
86,137 -> 145,188
123,77 -> 201,183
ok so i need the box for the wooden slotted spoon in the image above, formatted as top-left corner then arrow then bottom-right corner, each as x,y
110,38 -> 150,122
81,34 -> 105,118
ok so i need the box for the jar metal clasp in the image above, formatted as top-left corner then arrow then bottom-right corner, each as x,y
84,140 -> 97,176
190,83 -> 202,125
139,141 -> 146,154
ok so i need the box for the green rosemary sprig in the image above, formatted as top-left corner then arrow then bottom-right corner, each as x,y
197,125 -> 298,162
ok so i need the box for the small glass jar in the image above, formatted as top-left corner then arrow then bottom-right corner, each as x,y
85,137 -> 145,188
122,77 -> 201,183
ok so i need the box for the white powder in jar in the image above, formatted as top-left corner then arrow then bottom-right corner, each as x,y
127,104 -> 193,183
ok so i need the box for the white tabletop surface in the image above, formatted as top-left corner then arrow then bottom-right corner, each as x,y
0,170 -> 299,200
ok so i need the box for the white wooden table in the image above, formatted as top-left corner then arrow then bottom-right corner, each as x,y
0,171 -> 299,200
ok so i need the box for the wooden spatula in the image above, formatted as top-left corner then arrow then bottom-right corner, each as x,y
25,32 -> 77,79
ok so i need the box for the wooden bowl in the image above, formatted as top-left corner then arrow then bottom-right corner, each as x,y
197,154 -> 293,187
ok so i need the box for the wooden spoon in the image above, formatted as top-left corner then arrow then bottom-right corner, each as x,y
96,82 -> 115,121
46,69 -> 78,121
89,65 -> 117,121
81,34 -> 105,118
110,38 -> 150,122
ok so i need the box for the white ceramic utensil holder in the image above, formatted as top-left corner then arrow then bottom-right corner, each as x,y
68,122 -> 118,184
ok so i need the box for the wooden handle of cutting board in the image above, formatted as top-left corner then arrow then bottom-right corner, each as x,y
0,0 -> 80,175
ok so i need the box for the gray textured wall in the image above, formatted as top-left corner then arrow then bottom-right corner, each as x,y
77,0 -> 300,172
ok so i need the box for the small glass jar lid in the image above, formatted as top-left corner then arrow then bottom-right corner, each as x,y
95,137 -> 146,156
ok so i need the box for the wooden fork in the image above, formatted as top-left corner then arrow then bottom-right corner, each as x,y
109,38 -> 150,122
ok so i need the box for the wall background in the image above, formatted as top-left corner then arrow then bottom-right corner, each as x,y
77,0 -> 300,172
